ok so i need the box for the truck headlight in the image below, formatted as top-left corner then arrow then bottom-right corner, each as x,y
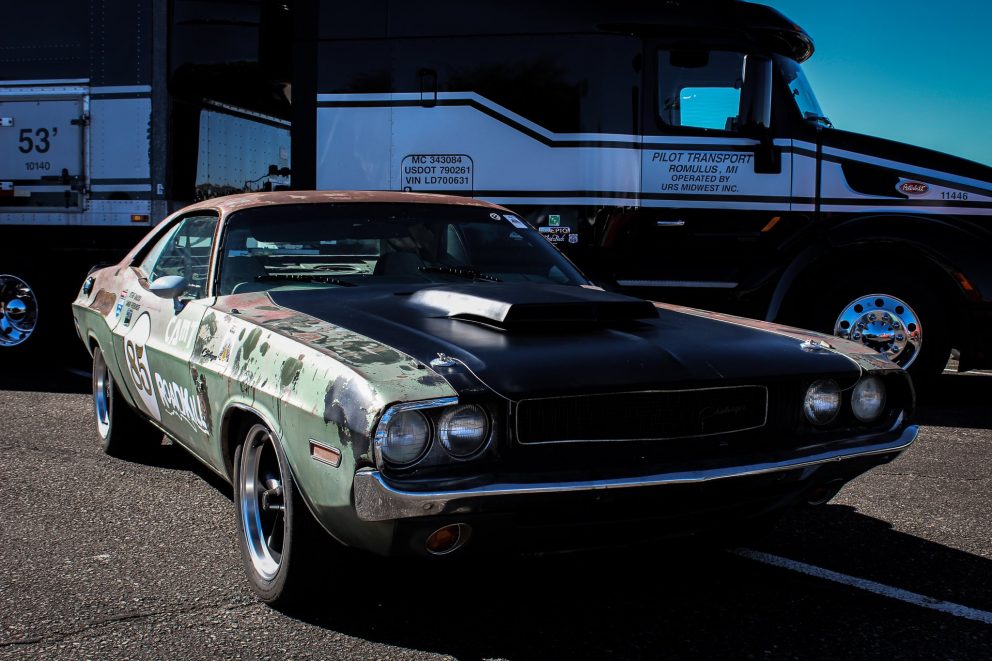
804,379 -> 841,425
438,404 -> 489,457
852,377 -> 886,422
379,410 -> 431,465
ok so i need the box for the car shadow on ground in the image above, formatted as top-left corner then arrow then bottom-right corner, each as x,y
281,504 -> 992,659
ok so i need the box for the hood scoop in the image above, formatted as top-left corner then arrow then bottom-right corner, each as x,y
409,284 -> 658,331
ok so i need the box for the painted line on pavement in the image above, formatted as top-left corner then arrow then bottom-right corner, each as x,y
734,548 -> 992,625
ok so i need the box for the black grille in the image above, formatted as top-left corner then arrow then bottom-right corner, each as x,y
515,386 -> 769,444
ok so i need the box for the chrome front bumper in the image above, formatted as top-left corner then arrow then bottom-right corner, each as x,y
353,426 -> 918,522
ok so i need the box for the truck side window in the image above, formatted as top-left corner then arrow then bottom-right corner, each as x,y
658,51 -> 746,131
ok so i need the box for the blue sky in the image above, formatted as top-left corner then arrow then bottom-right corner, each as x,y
767,1 -> 992,166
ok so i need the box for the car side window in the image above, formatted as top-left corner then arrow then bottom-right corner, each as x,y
138,214 -> 218,299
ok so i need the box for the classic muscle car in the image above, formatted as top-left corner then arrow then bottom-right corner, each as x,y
72,191 -> 917,604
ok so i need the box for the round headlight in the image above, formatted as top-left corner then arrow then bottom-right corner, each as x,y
852,377 -> 886,422
380,410 -> 430,465
438,404 -> 489,457
804,379 -> 841,425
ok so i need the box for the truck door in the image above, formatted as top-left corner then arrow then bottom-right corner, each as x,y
0,86 -> 87,209
111,212 -> 219,456
613,45 -> 794,309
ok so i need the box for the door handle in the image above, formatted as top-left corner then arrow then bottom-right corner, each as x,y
655,219 -> 685,227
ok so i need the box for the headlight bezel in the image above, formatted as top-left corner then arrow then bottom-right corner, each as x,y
803,379 -> 842,426
438,404 -> 491,458
376,408 -> 433,467
851,376 -> 887,423
373,397 -> 495,471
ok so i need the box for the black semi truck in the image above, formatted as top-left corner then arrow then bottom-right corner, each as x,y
0,0 -> 290,366
3,0 -> 990,380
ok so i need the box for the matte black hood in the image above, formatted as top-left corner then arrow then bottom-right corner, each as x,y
267,283 -> 863,399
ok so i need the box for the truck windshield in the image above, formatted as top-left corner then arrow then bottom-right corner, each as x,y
775,55 -> 831,127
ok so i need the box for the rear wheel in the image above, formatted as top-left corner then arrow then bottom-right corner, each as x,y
234,423 -> 318,605
92,345 -> 157,457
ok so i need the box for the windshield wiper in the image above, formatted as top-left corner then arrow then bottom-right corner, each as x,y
255,274 -> 357,287
420,266 -> 502,282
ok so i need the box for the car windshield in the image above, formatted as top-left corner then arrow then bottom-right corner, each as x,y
775,55 -> 831,127
217,202 -> 588,295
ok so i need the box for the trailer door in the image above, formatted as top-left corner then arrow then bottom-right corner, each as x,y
0,86 -> 86,210
616,46 -> 793,306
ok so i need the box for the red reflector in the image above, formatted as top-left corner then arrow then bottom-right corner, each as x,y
131,214 -> 150,223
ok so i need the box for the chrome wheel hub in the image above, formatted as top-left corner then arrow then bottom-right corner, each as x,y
834,294 -> 921,368
240,427 -> 286,581
0,275 -> 39,347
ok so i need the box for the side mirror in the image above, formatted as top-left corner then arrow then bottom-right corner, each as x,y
149,275 -> 187,299
738,56 -> 781,174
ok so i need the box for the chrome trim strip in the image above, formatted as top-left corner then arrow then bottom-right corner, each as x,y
514,385 -> 769,445
616,280 -> 739,289
353,426 -> 918,522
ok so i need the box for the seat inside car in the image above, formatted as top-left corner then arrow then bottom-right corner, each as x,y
373,251 -> 425,278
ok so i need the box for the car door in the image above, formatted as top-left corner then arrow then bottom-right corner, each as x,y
111,211 -> 219,457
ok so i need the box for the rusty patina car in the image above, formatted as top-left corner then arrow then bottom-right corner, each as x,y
72,191 -> 917,604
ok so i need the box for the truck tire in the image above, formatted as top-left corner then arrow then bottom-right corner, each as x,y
800,275 -> 951,381
0,273 -> 41,354
1,271 -> 90,371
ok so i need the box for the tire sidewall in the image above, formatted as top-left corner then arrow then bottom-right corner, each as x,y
234,423 -> 299,604
92,346 -> 115,454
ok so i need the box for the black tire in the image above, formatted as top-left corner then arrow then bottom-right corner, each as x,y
92,345 -> 158,457
233,423 -> 319,606
793,275 -> 951,382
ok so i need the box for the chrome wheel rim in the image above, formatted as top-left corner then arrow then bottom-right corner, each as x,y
834,294 -> 921,368
0,274 -> 39,347
93,350 -> 112,439
240,426 -> 286,581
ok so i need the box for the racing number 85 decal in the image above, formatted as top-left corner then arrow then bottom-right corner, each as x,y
123,312 -> 162,421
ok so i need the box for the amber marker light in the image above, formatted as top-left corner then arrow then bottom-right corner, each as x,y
130,214 -> 150,223
760,216 -> 781,233
425,523 -> 470,555
953,272 -> 981,301
309,440 -> 341,468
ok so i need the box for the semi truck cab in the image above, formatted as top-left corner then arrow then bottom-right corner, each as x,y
300,0 -> 992,377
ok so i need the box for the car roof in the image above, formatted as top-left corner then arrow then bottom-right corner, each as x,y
180,190 -> 511,216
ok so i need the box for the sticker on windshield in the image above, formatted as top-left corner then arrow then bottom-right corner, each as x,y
123,312 -> 161,421
504,214 -> 529,229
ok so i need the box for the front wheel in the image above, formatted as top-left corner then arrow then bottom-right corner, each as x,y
794,277 -> 951,381
234,423 -> 317,605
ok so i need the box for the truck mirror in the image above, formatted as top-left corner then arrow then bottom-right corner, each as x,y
739,55 -> 780,173
740,55 -> 773,130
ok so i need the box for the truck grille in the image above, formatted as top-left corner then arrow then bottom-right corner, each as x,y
514,385 -> 768,444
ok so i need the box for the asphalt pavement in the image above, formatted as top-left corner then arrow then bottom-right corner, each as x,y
0,369 -> 990,660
